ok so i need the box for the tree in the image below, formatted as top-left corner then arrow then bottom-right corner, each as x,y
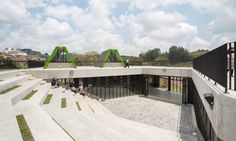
139,48 -> 160,61
122,55 -> 143,65
191,49 -> 209,59
74,51 -> 100,66
168,46 -> 191,64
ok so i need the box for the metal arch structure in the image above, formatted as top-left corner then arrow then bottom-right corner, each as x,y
43,46 -> 76,69
96,49 -> 125,67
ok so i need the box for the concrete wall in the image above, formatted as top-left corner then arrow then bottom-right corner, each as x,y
24,66 -> 192,79
149,87 -> 182,104
143,67 -> 192,78
192,69 -> 236,141
47,63 -> 74,68
24,67 -> 143,79
103,63 -> 123,67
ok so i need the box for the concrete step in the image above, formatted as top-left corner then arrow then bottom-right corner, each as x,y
1,78 -> 42,105
16,72 -> 26,76
80,113 -> 176,141
0,92 -> 23,141
43,87 -> 64,108
48,110 -> 125,141
73,94 -> 93,113
93,113 -> 198,141
0,109 -> 23,141
63,90 -> 81,112
0,70 -> 22,80
84,97 -> 116,115
14,105 -> 73,141
41,88 -> 196,141
16,83 -> 51,106
0,74 -> 31,92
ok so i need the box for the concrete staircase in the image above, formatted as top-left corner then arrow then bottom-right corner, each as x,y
0,71 -> 41,141
0,70 -> 198,141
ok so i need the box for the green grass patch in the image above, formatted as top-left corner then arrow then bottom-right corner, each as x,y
76,101 -> 81,111
16,114 -> 35,141
0,85 -> 20,94
61,98 -> 66,108
22,90 -> 38,100
43,94 -> 53,105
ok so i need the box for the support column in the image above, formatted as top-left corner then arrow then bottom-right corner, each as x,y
105,77 -> 109,86
229,43 -> 232,89
168,76 -> 171,91
234,42 -> 236,90
142,75 -> 149,96
74,78 -> 80,87
182,78 -> 186,104
153,75 -> 160,87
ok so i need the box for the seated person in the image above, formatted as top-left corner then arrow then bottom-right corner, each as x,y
71,86 -> 77,94
79,83 -> 85,97
51,78 -> 56,86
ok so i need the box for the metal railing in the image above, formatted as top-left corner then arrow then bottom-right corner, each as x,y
188,78 -> 221,141
193,42 -> 236,92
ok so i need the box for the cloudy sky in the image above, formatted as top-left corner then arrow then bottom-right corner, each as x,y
0,0 -> 235,56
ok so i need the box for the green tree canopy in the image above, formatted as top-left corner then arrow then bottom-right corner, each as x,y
139,48 -> 160,61
168,46 -> 191,64
191,49 -> 209,59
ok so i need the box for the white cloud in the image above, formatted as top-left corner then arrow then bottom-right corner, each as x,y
0,0 -> 28,22
45,5 -> 84,20
39,17 -> 74,38
191,0 -> 236,38
129,0 -> 189,11
114,10 -> 197,52
2,0 -> 235,56
24,0 -> 47,8
189,36 -> 211,51
138,11 -> 186,31
150,22 -> 197,41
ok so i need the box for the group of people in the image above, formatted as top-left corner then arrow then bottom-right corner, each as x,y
50,59 -> 130,96
51,78 -> 60,88
51,78 -> 85,97
69,81 -> 85,97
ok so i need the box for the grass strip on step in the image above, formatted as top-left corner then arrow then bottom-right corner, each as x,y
16,114 -> 35,141
0,85 -> 21,94
52,118 -> 76,141
76,101 -> 81,111
22,90 -> 38,100
43,94 -> 53,104
61,98 -> 66,108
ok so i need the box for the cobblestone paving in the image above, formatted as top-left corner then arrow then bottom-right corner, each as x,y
102,95 -> 195,136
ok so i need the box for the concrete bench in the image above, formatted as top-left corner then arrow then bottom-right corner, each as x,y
0,75 -> 31,92
6,78 -> 42,105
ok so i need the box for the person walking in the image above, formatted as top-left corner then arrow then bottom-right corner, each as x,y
125,59 -> 129,68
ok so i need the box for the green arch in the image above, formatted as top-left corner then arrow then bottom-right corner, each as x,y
44,46 -> 76,69
96,48 -> 125,67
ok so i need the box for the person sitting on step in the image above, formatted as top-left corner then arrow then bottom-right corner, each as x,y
79,82 -> 85,97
